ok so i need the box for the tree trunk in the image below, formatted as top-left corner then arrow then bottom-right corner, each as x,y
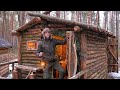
96,11 -> 100,27
104,11 -> 108,30
116,11 -> 119,48
87,11 -> 92,24
56,11 -> 60,18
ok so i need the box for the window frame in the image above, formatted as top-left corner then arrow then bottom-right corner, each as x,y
26,40 -> 38,50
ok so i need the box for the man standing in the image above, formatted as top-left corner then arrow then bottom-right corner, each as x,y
36,28 -> 66,79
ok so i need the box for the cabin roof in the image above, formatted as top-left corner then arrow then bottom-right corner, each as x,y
12,13 -> 115,38
0,38 -> 12,48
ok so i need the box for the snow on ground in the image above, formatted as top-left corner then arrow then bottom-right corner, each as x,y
6,59 -> 18,79
108,71 -> 120,79
108,57 -> 120,79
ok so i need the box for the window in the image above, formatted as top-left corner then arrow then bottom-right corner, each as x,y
27,40 -> 38,50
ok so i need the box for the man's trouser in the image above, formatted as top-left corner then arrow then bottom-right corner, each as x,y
43,60 -> 65,79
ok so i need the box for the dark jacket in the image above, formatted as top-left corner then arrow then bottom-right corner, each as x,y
36,37 -> 66,61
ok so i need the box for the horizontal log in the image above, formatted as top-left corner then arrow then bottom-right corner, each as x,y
15,65 -> 42,72
86,57 -> 106,65
87,47 -> 106,51
21,51 -> 36,53
0,68 -> 9,76
108,64 -> 118,66
87,45 -> 106,48
87,41 -> 105,46
23,28 -> 42,34
90,65 -> 107,79
87,33 -> 106,40
97,69 -> 107,79
0,69 -> 9,76
86,58 -> 106,69
69,69 -> 89,79
28,12 -> 115,38
22,35 -> 41,38
87,39 -> 106,43
87,38 -> 106,43
87,52 -> 106,57
23,28 -> 41,32
22,60 -> 40,64
22,38 -> 40,42
87,53 -> 106,60
48,24 -> 66,28
22,54 -> 37,57
0,65 -> 8,71
22,63 -> 39,67
0,60 -> 18,67
87,51 -> 105,55
22,32 -> 41,36
0,50 -> 9,54
22,57 -> 40,60
86,62 -> 107,78
89,67 -> 106,79
0,53 -> 9,58
87,59 -> 107,70
50,27 -> 73,31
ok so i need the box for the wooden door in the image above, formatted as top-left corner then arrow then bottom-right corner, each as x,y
66,31 -> 78,78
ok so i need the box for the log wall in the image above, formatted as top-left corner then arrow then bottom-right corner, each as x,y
20,26 -> 44,79
0,48 -> 9,76
85,30 -> 108,79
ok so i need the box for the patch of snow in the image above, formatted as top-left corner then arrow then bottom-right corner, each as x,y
108,71 -> 120,79
6,73 -> 12,79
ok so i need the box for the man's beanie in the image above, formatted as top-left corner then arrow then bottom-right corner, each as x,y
42,28 -> 51,35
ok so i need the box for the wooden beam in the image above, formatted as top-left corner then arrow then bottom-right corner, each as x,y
15,65 -> 41,72
0,60 -> 18,67
69,69 -> 89,79
108,46 -> 118,63
18,35 -> 22,65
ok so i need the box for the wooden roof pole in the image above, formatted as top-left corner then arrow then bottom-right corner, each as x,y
28,12 -> 115,38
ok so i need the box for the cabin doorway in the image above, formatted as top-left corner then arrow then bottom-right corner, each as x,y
50,30 -> 81,79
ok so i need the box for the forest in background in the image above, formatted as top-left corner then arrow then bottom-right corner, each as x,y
0,11 -> 120,56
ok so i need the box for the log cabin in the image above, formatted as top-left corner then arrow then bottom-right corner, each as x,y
0,38 -> 12,77
11,13 -> 118,79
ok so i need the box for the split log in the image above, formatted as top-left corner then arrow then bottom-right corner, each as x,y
28,12 -> 115,38
69,69 -> 89,79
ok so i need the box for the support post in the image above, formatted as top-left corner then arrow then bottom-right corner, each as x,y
80,31 -> 87,79
12,69 -> 19,79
